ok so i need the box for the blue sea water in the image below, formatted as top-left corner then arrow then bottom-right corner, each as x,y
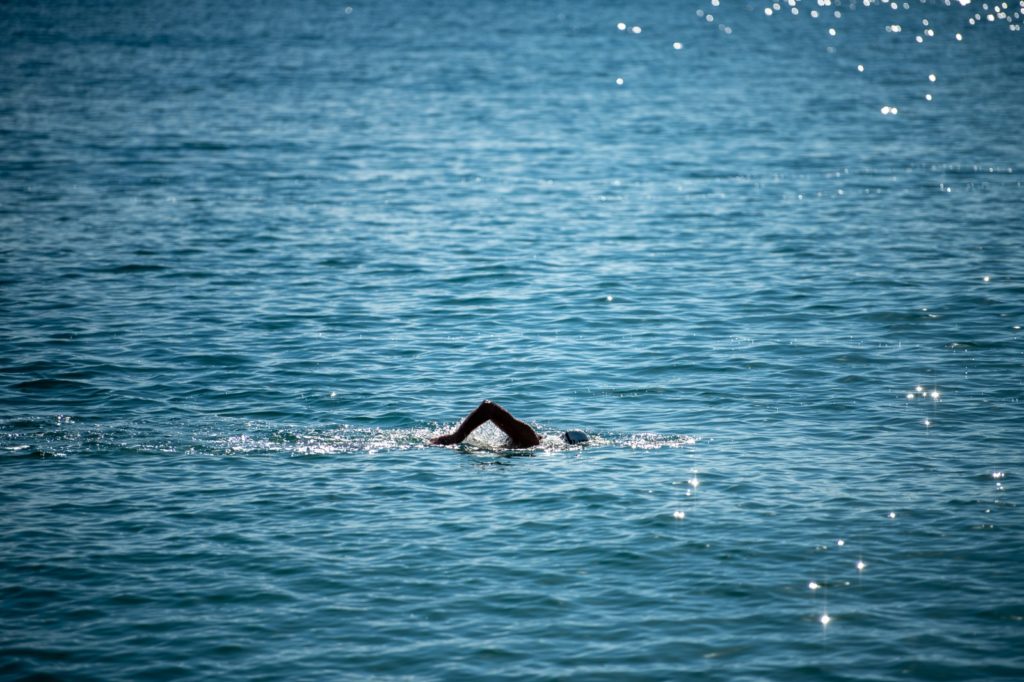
2,0 -> 1023,679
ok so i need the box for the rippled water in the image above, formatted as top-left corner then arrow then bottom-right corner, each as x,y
2,0 -> 1023,679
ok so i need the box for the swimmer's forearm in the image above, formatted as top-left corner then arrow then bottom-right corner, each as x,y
431,400 -> 493,445
430,432 -> 464,445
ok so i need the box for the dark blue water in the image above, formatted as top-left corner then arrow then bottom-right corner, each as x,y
3,1 -> 1023,679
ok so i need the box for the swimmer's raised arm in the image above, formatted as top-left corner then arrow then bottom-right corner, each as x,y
430,400 -> 541,448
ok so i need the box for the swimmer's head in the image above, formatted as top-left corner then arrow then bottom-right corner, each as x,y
561,430 -> 589,445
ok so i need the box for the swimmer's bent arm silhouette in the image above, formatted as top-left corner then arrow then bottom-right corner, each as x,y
430,400 -> 541,448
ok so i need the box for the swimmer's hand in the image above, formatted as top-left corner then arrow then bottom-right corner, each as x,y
430,433 -> 461,446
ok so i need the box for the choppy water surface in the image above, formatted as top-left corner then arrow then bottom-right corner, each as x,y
2,0 -> 1023,679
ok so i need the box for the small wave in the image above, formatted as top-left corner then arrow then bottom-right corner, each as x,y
1,417 -> 698,460
13,378 -> 90,391
198,426 -> 437,457
96,264 -> 169,274
198,424 -> 697,458
613,432 -> 698,450
11,448 -> 68,459
178,353 -> 253,367
179,140 -> 231,151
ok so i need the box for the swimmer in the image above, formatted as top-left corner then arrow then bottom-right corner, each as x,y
430,400 -> 589,448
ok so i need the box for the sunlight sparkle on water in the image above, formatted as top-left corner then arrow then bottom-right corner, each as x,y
7,0 -> 1024,675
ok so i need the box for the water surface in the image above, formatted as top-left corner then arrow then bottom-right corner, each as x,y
2,0 -> 1023,679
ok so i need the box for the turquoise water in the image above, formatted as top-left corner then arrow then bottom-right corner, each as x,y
2,0 -> 1023,679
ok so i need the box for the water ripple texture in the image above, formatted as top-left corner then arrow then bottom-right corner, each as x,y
2,1 -> 1023,680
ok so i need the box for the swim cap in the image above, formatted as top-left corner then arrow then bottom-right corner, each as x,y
562,430 -> 589,445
